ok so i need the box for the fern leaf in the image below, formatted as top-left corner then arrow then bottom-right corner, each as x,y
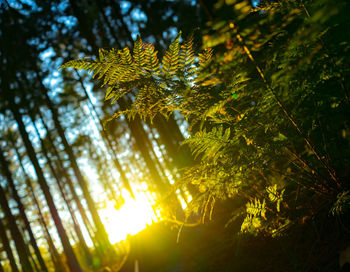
180,36 -> 196,76
161,31 -> 182,76
143,43 -> 160,74
197,47 -> 213,72
133,35 -> 145,69
184,125 -> 231,161
119,47 -> 133,65
59,59 -> 93,70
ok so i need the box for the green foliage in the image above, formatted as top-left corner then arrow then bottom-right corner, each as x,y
241,185 -> 289,236
161,31 -> 181,76
61,0 -> 350,236
183,126 -> 231,161
331,191 -> 350,216
60,31 -> 214,121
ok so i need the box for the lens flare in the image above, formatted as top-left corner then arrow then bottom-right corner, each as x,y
99,192 -> 161,244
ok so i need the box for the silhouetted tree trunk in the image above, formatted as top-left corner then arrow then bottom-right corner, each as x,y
0,146 -> 48,272
0,183 -> 33,271
0,217 -> 19,272
32,188 -> 67,272
152,115 -> 192,169
30,114 -> 92,266
69,0 -> 100,54
118,98 -> 168,194
8,96 -> 83,272
8,133 -> 66,272
42,88 -> 113,255
37,110 -> 99,249
75,71 -> 135,198
108,0 -> 134,46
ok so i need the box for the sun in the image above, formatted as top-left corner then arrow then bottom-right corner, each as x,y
99,190 -> 162,244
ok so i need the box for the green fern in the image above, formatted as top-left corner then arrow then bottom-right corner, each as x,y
161,31 -> 182,76
183,126 -> 231,161
179,35 -> 196,78
143,43 -> 160,73
60,31 -> 214,122
119,47 -> 133,65
266,184 -> 285,212
133,35 -> 146,70
246,198 -> 267,219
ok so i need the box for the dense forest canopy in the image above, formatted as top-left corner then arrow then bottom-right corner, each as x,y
0,0 -> 349,271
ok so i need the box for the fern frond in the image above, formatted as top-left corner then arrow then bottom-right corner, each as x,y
99,48 -> 108,61
119,47 -> 133,65
184,125 -> 231,161
180,36 -> 196,77
59,59 -> 94,70
161,31 -> 182,76
133,35 -> 145,69
143,43 -> 160,74
197,47 -> 213,72
246,198 -> 266,219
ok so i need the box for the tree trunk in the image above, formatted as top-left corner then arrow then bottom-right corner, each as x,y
69,0 -> 100,54
8,133 -> 66,272
75,71 -> 135,198
37,110 -> 99,249
8,97 -> 83,272
118,98 -> 168,195
0,217 -> 19,272
30,115 -> 92,266
0,184 -> 33,271
43,90 -> 113,255
0,146 -> 48,272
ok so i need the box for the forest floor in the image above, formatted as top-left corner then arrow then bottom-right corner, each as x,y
117,201 -> 348,272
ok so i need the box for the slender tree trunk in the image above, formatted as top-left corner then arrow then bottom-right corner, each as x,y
33,197 -> 67,272
33,192 -> 67,272
30,115 -> 92,266
95,2 -> 122,48
0,217 -> 19,272
0,184 -> 33,271
69,0 -> 100,54
42,89 -> 113,255
118,98 -> 168,194
8,133 -> 66,272
109,0 -> 134,46
0,146 -> 48,272
8,97 -> 83,272
118,99 -> 184,215
75,71 -> 134,198
37,110 -> 99,249
17,222 -> 41,272
152,115 -> 192,169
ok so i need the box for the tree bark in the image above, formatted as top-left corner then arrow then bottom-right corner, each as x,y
8,97 -> 83,272
75,71 -> 135,198
8,133 -> 67,272
0,146 -> 48,272
43,90 -> 113,255
30,114 -> 92,266
0,217 -> 19,272
118,98 -> 168,194
37,110 -> 99,249
0,183 -> 33,271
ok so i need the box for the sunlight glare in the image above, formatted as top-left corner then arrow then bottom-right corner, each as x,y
99,192 -> 161,244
